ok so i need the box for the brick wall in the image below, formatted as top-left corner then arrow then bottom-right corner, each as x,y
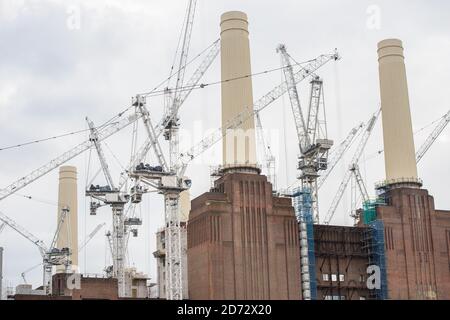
188,172 -> 301,300
377,187 -> 450,299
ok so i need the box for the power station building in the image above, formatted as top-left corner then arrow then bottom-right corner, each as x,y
296,39 -> 450,300
186,10 -> 450,300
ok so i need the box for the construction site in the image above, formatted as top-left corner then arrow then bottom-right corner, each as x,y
0,1 -> 449,301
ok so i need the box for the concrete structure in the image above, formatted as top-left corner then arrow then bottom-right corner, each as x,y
49,273 -> 118,300
15,284 -> 45,296
56,166 -> 78,272
188,172 -> 301,300
221,11 -> 257,167
180,189 -> 191,223
14,273 -> 157,300
153,188 -> 190,299
377,39 -> 418,184
153,223 -> 188,299
123,268 -> 149,298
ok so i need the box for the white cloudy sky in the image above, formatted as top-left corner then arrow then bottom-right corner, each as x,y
0,0 -> 449,293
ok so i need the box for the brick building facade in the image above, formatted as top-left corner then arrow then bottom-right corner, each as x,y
313,225 -> 371,300
376,186 -> 450,299
187,171 -> 301,300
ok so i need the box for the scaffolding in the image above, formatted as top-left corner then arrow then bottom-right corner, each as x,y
362,218 -> 388,300
293,187 -> 317,300
362,198 -> 386,224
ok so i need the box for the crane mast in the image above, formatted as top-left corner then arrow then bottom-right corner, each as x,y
277,44 -> 335,223
86,117 -> 130,297
162,0 -> 196,300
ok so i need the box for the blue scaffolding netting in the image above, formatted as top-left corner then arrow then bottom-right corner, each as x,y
363,218 -> 388,300
293,187 -> 317,300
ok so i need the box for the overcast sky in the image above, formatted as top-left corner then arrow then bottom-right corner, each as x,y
1,0 -> 449,293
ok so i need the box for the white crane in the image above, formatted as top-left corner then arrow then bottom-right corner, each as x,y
117,39 -> 221,192
277,44 -> 337,223
117,0 -> 201,300
0,208 -> 71,295
0,112 -> 139,202
276,45 -> 338,300
21,222 -> 106,284
86,117 -> 133,297
284,123 -> 364,194
176,51 -> 340,179
130,49 -> 340,300
323,110 -> 380,225
348,109 -> 450,222
416,109 -> 450,163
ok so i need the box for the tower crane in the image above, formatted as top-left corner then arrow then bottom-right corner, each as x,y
129,47 -> 340,300
323,110 -> 380,225
350,163 -> 370,203
21,222 -> 105,284
127,0 -> 198,300
176,50 -> 340,179
0,208 -> 71,295
349,162 -> 371,223
277,44 -> 336,223
117,38 -> 221,193
416,109 -> 450,163
285,123 -> 364,193
85,117 -> 136,297
256,113 -> 276,189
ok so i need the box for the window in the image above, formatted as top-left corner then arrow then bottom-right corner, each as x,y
359,296 -> 366,300
331,274 -> 337,282
340,296 -> 346,300
322,274 -> 329,281
359,275 -> 365,283
339,274 -> 345,282
324,295 -> 332,300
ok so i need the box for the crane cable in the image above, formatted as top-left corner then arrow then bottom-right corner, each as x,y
0,105 -> 134,152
